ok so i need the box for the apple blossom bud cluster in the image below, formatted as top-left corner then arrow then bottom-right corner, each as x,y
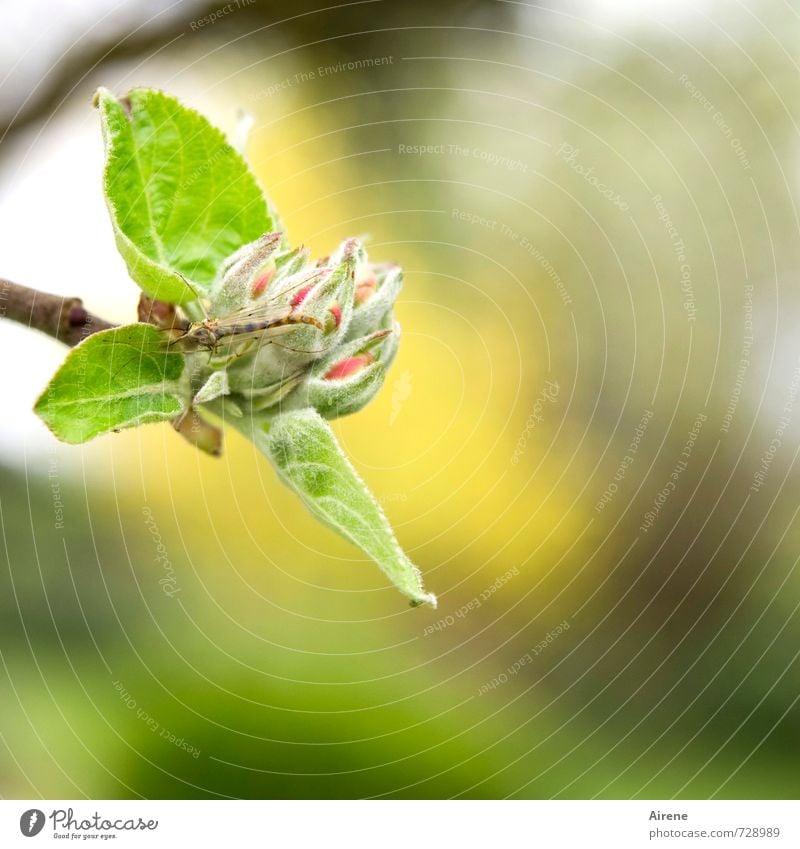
187,231 -> 402,421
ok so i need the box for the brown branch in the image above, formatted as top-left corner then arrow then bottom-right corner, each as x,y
0,278 -> 115,347
0,278 -> 221,452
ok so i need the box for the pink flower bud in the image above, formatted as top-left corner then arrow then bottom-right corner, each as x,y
355,279 -> 377,305
291,285 -> 313,307
328,303 -> 342,328
251,263 -> 276,298
354,268 -> 378,305
324,353 -> 375,381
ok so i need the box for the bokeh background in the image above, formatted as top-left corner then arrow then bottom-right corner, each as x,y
1,0 -> 799,799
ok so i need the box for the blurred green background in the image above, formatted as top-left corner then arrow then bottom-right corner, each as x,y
1,0 -> 799,799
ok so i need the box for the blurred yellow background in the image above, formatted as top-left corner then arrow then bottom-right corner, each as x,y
1,0 -> 799,799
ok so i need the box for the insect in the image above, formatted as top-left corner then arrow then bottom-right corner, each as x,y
173,305 -> 323,352
168,270 -> 325,358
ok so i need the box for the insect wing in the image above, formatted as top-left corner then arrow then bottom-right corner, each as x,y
217,302 -> 292,331
259,266 -> 327,308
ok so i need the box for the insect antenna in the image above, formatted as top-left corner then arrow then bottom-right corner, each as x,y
267,337 -> 334,356
246,266 -> 329,313
176,273 -> 210,321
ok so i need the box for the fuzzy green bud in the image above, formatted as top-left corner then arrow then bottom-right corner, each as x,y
210,231 -> 282,315
189,232 -> 404,423
345,262 -> 403,342
282,327 -> 397,419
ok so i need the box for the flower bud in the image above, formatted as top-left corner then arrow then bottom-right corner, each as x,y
324,352 -> 374,380
189,232 -> 402,424
269,236 -> 359,350
374,315 -> 400,371
327,302 -> 342,331
330,236 -> 367,268
346,262 -> 403,342
292,287 -> 342,333
355,271 -> 377,305
275,244 -> 312,278
210,231 -> 282,315
290,285 -> 313,307
282,328 -> 395,419
250,261 -> 276,298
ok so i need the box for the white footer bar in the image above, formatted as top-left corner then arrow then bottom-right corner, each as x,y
1,800 -> 797,848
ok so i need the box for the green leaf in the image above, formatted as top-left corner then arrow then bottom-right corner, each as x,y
252,408 -> 436,607
95,87 -> 274,304
35,324 -> 185,444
